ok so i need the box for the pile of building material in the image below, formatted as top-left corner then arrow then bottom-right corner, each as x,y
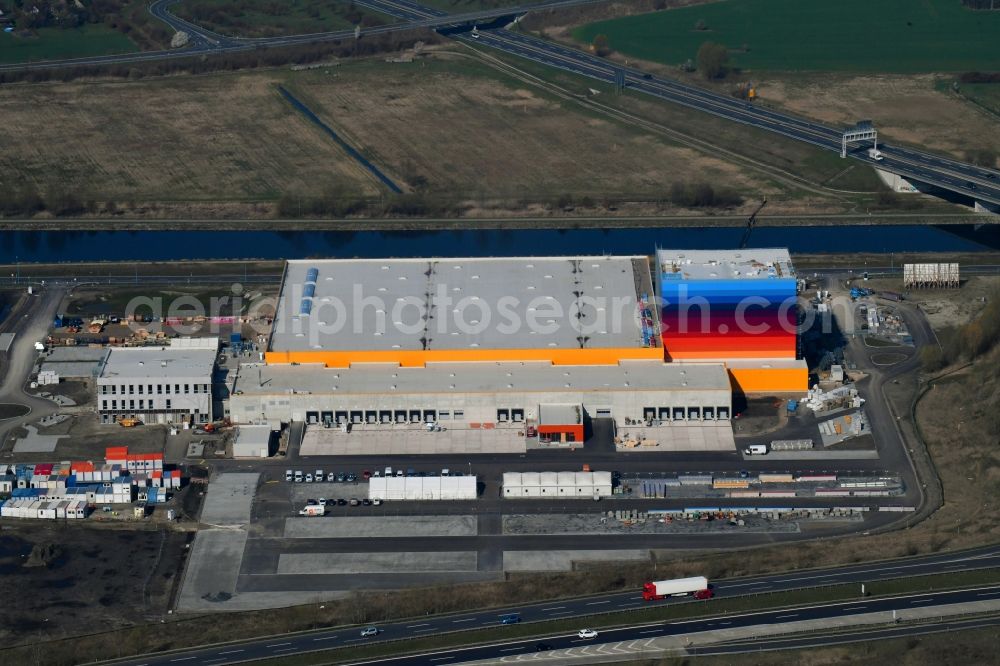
805,385 -> 864,412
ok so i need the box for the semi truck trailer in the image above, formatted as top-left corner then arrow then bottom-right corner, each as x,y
642,576 -> 713,601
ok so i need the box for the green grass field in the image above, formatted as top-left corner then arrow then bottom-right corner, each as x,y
0,25 -> 137,64
960,83 -> 1000,115
173,0 -> 394,37
574,0 -> 1000,73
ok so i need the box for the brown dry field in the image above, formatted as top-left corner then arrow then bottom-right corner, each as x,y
289,54 -> 783,201
0,73 -> 379,203
762,74 -> 1000,162
0,53 -> 800,211
861,275 -> 999,331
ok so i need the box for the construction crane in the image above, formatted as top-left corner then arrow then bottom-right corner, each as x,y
738,197 -> 767,249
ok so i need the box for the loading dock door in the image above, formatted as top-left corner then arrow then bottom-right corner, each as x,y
595,408 -> 612,418
306,411 -> 319,424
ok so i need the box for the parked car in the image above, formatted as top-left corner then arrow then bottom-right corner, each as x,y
362,470 -> 372,480
372,470 -> 381,478
336,472 -> 347,482
305,473 -> 313,483
285,470 -> 293,481
360,626 -> 379,637
314,469 -> 324,481
372,498 -> 383,505
441,468 -> 450,477
327,472 -> 336,482
362,498 -> 372,506
346,472 -> 357,482
384,466 -> 393,476
337,498 -> 347,506
318,498 -> 327,506
349,498 -> 360,506
577,629 -> 598,639
395,469 -> 405,477
294,471 -> 303,482
406,468 -> 417,477
306,499 -> 318,506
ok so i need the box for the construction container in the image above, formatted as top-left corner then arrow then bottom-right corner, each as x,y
758,474 -> 795,484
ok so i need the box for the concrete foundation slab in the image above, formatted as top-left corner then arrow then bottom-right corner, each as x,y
283,515 -> 478,538
276,551 -> 478,574
616,423 -> 735,452
503,549 -> 648,572
176,530 -> 248,612
199,473 -> 259,526
13,425 -> 67,453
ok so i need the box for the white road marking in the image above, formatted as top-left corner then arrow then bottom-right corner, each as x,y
452,618 -> 476,623
587,601 -> 610,606
271,647 -> 297,654
541,606 -> 565,611
413,628 -> 437,633
265,642 -> 291,648
407,623 -> 431,628
500,646 -> 522,652
843,606 -> 867,611
217,650 -> 244,655
639,629 -> 661,635
170,659 -> 195,663
775,614 -> 798,620
429,657 -> 453,662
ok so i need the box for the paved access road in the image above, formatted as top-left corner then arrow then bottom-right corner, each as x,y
107,543 -> 1000,665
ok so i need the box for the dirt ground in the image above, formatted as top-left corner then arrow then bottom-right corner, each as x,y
760,74 -> 1000,162
0,72 -> 379,203
289,54 -> 780,201
0,523 -> 191,648
8,413 -> 171,463
859,275 -> 999,331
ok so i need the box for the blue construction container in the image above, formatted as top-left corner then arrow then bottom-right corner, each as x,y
787,399 -> 798,413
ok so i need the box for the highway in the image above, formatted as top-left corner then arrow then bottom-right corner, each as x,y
350,0 -> 1000,207
106,543 -> 1000,665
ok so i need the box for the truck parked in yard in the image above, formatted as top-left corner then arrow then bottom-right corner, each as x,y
642,576 -> 713,601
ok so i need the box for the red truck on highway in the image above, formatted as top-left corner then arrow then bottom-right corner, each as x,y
642,576 -> 714,601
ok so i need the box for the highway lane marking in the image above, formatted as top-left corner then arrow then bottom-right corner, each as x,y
265,642 -> 292,648
541,606 -> 565,611
170,659 -> 196,663
271,647 -> 298,654
976,592 -> 1000,597
312,636 -> 338,641
429,657 -> 454,662
719,621 -> 731,625
909,598 -> 935,604
452,618 -> 476,623
775,614 -> 799,620
202,660 -> 227,664
618,602 -> 640,608
217,650 -> 244,655
587,600 -> 610,605
500,646 -> 523,652
843,606 -> 868,611
413,628 -> 438,633
407,623 -> 431,628
639,629 -> 662,634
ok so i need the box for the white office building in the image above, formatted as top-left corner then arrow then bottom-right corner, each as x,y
97,346 -> 216,425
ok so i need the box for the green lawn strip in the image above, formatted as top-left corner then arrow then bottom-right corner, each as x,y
0,24 -> 137,64
243,568 -> 1000,666
573,0 -> 1000,74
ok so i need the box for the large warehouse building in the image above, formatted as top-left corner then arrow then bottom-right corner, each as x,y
230,251 -> 807,446
657,249 -> 808,393
229,360 -> 733,431
265,256 -> 663,368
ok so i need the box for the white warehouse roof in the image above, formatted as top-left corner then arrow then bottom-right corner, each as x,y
233,361 -> 730,397
368,476 -> 476,501
99,347 -> 216,380
657,248 -> 795,281
270,256 -> 657,352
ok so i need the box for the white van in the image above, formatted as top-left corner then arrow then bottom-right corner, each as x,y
743,444 -> 767,456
